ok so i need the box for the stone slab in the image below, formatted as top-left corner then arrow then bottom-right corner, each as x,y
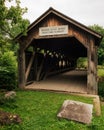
57,100 -> 93,124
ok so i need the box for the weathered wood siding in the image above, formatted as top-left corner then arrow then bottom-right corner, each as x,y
18,15 -> 90,49
17,11 -> 100,94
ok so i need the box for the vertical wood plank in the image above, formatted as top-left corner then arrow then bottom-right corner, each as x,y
18,47 -> 26,89
25,51 -> 35,81
87,38 -> 98,94
36,57 -> 44,81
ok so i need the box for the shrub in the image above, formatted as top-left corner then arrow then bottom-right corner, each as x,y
98,82 -> 104,99
77,57 -> 87,69
0,51 -> 17,90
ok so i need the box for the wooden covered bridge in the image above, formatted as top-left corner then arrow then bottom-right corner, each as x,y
15,7 -> 102,94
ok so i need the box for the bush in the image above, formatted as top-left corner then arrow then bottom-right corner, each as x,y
77,57 -> 87,69
0,67 -> 17,90
98,82 -> 104,99
0,51 -> 17,90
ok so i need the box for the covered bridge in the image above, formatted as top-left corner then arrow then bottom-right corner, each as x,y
15,7 -> 102,94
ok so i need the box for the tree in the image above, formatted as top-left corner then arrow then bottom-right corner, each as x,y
0,0 -> 30,54
89,25 -> 104,65
0,0 -> 30,90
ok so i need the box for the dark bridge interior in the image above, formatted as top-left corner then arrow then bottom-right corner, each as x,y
34,37 -> 87,58
25,36 -> 87,83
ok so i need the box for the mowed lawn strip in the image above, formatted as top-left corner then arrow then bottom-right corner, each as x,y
0,90 -> 104,130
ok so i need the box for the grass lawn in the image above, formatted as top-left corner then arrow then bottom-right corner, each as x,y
0,90 -> 104,130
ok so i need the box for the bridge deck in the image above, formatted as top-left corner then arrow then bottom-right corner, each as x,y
25,70 -> 87,94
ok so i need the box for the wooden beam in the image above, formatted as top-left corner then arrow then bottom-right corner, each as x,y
36,58 -> 44,81
87,38 -> 98,94
18,47 -> 26,89
93,45 -> 98,93
25,51 -> 35,81
34,53 -> 38,80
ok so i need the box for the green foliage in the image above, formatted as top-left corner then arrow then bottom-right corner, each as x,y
0,51 -> 17,90
77,57 -> 87,69
97,66 -> 104,98
0,51 -> 17,69
98,82 -> 104,98
0,67 -> 17,90
98,48 -> 104,65
98,65 -> 104,77
0,0 -> 30,90
0,0 -> 30,54
89,25 -> 104,65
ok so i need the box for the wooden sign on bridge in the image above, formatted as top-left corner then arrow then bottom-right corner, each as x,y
39,25 -> 68,36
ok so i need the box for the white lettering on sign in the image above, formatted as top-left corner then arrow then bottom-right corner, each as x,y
39,25 -> 68,36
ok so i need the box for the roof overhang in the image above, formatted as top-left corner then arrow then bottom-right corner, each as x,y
15,7 -> 103,45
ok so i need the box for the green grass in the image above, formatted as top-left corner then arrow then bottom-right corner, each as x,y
0,90 -> 104,130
